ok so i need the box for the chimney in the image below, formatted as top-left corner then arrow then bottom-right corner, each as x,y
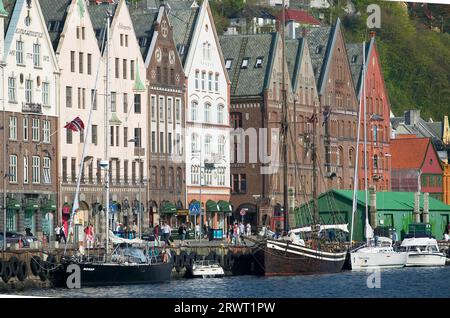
369,186 -> 377,228
405,109 -> 421,126
423,192 -> 429,224
413,191 -> 421,223
370,31 -> 376,38
286,20 -> 296,40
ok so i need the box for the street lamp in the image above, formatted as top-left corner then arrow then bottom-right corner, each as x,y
128,137 -> 143,240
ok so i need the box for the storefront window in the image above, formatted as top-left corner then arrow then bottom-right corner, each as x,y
24,210 -> 36,234
6,210 -> 17,232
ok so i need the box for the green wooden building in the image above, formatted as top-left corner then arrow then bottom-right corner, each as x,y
294,190 -> 450,242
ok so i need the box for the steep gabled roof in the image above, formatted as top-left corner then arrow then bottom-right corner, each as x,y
3,0 -> 17,35
391,137 -> 431,170
219,32 -> 277,97
38,0 -> 71,50
86,1 -> 118,50
128,6 -> 158,58
346,38 -> 374,100
285,37 -> 304,90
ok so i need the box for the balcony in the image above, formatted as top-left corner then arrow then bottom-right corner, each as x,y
22,102 -> 42,114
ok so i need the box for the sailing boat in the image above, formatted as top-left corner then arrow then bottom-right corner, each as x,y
49,13 -> 172,287
348,41 -> 406,270
252,1 -> 349,276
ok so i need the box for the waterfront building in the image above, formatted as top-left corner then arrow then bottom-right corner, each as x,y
294,189 -> 450,241
0,0 -> 60,241
347,34 -> 392,191
130,4 -> 186,228
391,136 -> 443,201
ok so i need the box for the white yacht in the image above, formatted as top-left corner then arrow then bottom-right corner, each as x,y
188,260 -> 225,278
350,237 -> 407,270
401,237 -> 446,267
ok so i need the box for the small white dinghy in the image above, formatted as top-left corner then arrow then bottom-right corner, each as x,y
401,237 -> 446,267
188,260 -> 225,278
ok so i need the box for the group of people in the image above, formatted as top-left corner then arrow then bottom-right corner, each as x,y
114,222 -> 139,239
54,224 -> 67,243
227,222 -> 252,246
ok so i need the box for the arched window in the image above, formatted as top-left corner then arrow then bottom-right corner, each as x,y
338,146 -> 344,166
191,133 -> 198,154
176,167 -> 182,190
218,135 -> 225,156
191,101 -> 198,122
204,135 -> 212,155
373,154 -> 378,172
204,103 -> 211,123
217,104 -> 224,124
349,147 -> 355,166
168,167 -> 174,189
151,166 -> 157,189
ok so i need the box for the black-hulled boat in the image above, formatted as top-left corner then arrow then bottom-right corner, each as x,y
50,246 -> 173,287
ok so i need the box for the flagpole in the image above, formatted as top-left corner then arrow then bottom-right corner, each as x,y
63,23 -> 107,258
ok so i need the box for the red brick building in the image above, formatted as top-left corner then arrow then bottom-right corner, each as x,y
347,34 -> 392,191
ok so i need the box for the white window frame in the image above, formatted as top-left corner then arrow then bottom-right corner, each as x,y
191,101 -> 198,122
218,135 -> 225,156
175,98 -> 181,123
159,96 -> 165,123
43,120 -> 51,143
8,77 -> 16,102
23,117 -> 28,141
33,43 -> 41,67
215,74 -> 219,92
25,79 -> 33,103
32,118 -> 40,142
9,155 -> 17,183
23,156 -> 29,184
42,82 -> 50,106
204,103 -> 211,123
217,105 -> 224,124
167,97 -> 173,123
9,116 -> 17,140
16,40 -> 24,65
195,71 -> 199,90
43,157 -> 51,184
32,156 -> 40,184
205,135 -> 212,156
151,95 -> 157,122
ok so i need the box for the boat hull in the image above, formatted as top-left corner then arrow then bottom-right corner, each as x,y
350,251 -> 407,269
405,253 -> 447,267
257,239 -> 347,276
50,262 -> 173,287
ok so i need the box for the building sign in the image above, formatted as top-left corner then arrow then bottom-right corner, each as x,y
118,23 -> 131,31
177,209 -> 189,216
15,28 -> 43,38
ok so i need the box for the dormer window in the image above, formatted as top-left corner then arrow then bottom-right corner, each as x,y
351,55 -> 358,63
255,57 -> 263,68
225,59 -> 232,70
241,58 -> 249,69
315,45 -> 323,54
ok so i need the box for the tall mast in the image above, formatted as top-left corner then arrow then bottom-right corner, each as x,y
363,40 -> 369,244
311,109 -> 318,228
104,14 -> 111,258
281,0 -> 289,233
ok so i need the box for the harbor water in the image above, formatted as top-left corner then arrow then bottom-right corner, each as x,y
4,267 -> 450,298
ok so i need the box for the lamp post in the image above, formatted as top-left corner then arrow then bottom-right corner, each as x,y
128,136 -> 143,240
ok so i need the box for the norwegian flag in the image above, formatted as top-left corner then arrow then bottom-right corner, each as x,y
64,116 -> 85,132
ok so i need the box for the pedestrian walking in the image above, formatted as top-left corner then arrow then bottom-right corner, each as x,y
60,224 -> 67,244
55,225 -> 61,243
233,223 -> 239,246
239,222 -> 245,243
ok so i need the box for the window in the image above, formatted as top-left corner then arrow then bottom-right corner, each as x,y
70,51 -> 75,72
111,92 -> 116,112
168,168 -> 174,189
151,166 -> 157,188
123,59 -> 127,79
151,131 -> 156,153
123,127 -> 128,147
191,134 -> 198,154
240,174 -> 247,192
125,35 -> 129,47
159,132 -> 164,153
66,125 -> 72,144
241,58 -> 249,69
43,120 -> 50,143
33,43 -> 41,67
225,59 -> 232,69
168,132 -> 172,154
218,135 -> 225,156
16,41 -> 24,64
123,93 -> 128,113
115,58 -> 119,78
191,101 -> 198,122
373,125 -> 378,145
9,116 -> 17,140
116,126 -> 119,147
96,159 -> 101,183
170,68 -> 175,84
208,72 -> 213,91
231,112 -> 242,129
175,99 -> 181,122
176,167 -> 182,189
215,73 -> 219,92
62,158 -> 68,183
134,128 -> 142,147
134,94 -> 141,113
151,95 -> 156,121
124,160 -> 129,183
23,156 -> 29,184
110,126 -> 114,146
91,89 -> 97,110
23,117 -> 28,141
87,54 -> 92,75
204,103 -> 211,123
42,82 -> 50,106
43,157 -> 51,184
77,88 -> 81,109
92,125 -> 98,145
167,98 -> 173,123
66,86 -> 72,108
201,71 -> 206,90
159,96 -> 165,122
82,27 -> 85,39
205,135 -> 211,155
130,60 -> 135,80
195,70 -> 199,90
160,167 -> 166,189
217,105 -> 224,124
32,156 -> 40,184
8,77 -> 16,102
120,34 -> 123,46
9,155 -> 17,183
176,133 -> 181,155
156,67 -> 161,82
25,80 -> 33,103
255,57 -> 263,68
76,27 -> 80,39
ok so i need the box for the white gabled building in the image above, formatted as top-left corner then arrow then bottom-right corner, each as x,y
174,0 -> 231,234
0,0 -> 60,239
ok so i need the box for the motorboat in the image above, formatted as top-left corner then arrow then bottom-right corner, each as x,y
350,236 -> 407,270
187,260 -> 224,278
401,237 -> 446,267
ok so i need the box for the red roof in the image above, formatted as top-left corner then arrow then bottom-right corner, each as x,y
276,9 -> 321,26
391,137 -> 430,169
